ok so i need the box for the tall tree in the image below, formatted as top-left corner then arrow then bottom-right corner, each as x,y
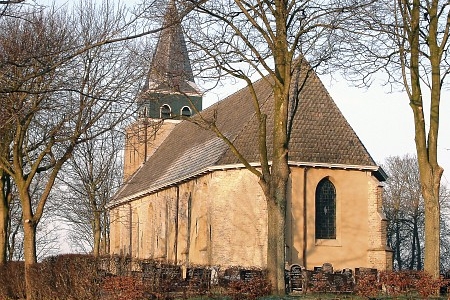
0,0 -> 26,266
0,166 -> 12,264
383,154 -> 450,272
335,0 -> 450,279
173,0 -> 369,293
383,154 -> 424,270
56,130 -> 123,256
0,101 -> 13,263
7,173 -> 62,262
0,1 -> 141,297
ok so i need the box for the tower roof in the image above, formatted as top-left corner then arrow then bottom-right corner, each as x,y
143,0 -> 198,95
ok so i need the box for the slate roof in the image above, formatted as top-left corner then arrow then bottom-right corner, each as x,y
142,0 -> 197,95
112,59 -> 385,205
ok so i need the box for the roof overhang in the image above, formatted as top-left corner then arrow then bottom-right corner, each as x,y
108,161 -> 387,209
288,161 -> 388,182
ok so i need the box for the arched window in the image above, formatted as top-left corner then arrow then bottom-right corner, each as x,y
315,178 -> 336,239
160,104 -> 171,119
181,106 -> 192,117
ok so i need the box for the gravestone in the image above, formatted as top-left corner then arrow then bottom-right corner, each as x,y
289,264 -> 304,292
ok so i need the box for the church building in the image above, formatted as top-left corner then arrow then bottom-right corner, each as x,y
108,1 -> 393,272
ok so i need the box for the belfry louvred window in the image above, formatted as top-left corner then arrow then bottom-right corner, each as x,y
181,106 -> 191,117
160,104 -> 171,119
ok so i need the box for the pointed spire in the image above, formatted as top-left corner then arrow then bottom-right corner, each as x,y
144,0 -> 196,94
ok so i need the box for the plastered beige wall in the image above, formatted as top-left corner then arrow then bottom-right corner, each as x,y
110,166 -> 392,271
110,170 -> 267,268
288,167 -> 392,271
206,170 -> 267,267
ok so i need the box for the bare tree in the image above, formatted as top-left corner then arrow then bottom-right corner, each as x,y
439,186 -> 450,271
6,195 -> 22,261
0,0 -> 23,18
383,154 -> 450,273
0,1 -> 143,297
0,147 -> 12,263
8,174 -> 62,261
334,0 -> 450,279
383,154 -> 424,270
164,0 -> 372,293
56,130 -> 123,256
2,173 -> 15,262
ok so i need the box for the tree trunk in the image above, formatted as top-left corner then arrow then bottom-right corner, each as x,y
421,167 -> 442,278
407,0 -> 443,280
266,194 -> 286,294
17,185 -> 38,300
93,211 -> 101,257
0,172 -> 10,264
267,54 -> 290,293
395,221 -> 402,269
23,219 -> 37,300
263,82 -> 290,295
101,211 -> 109,255
0,196 -> 8,265
410,217 -> 421,270
416,218 -> 422,270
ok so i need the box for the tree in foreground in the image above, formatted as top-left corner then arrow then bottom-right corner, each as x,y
0,0 -> 26,266
0,1 -> 141,297
169,0 -> 372,293
335,0 -> 450,279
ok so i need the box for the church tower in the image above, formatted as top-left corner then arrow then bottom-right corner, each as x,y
123,0 -> 202,181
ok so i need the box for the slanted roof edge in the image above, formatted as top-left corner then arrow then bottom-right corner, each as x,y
108,160 -> 384,208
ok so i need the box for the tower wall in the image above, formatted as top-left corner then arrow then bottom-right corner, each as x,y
123,119 -> 179,181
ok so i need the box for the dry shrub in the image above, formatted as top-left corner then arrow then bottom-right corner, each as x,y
366,270 -> 447,298
354,272 -> 381,298
227,276 -> 271,300
0,261 -> 26,299
101,275 -> 145,300
413,271 -> 446,298
379,271 -> 414,297
29,254 -> 101,300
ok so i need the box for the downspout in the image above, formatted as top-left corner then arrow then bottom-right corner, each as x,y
303,167 -> 309,267
187,193 -> 192,264
129,203 -> 132,258
165,200 -> 169,262
174,186 -> 179,264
